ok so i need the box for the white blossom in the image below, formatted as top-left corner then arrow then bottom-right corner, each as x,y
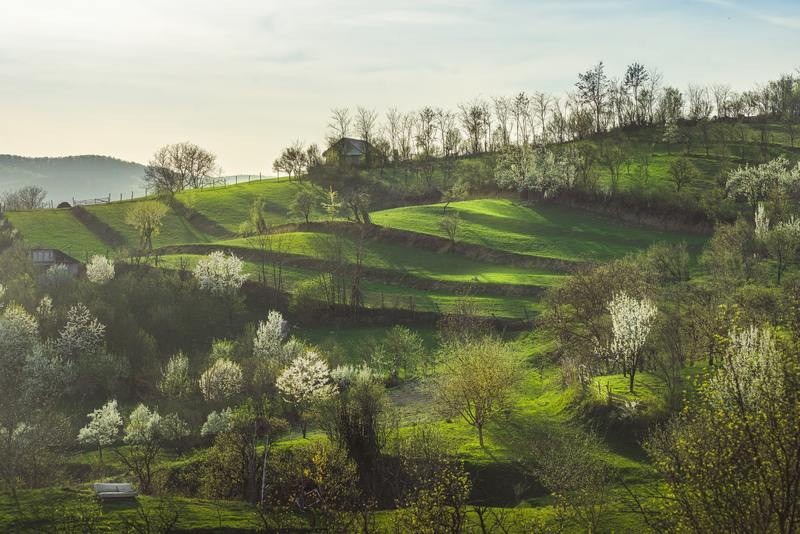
57,303 -> 105,358
160,413 -> 191,441
711,326 -> 784,409
754,202 -> 770,241
124,404 -> 162,445
277,351 -> 336,409
35,295 -> 54,320
199,358 -> 243,402
253,310 -> 291,363
77,399 -> 122,449
42,263 -> 73,288
726,156 -> 800,208
193,251 -> 248,296
0,304 -> 39,356
200,408 -> 233,436
330,363 -> 379,388
607,292 -> 658,364
159,352 -> 192,399
86,255 -> 115,284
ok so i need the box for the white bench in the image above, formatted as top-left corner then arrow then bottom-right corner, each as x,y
93,482 -> 138,500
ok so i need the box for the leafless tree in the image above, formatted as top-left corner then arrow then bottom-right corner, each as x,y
492,96 -> 512,147
416,107 -> 437,157
511,92 -> 531,145
143,142 -> 217,195
385,108 -> 403,162
576,61 -> 610,133
532,92 -> 552,144
327,107 -> 351,146
712,84 -> 732,119
355,106 -> 378,165
1,185 -> 47,210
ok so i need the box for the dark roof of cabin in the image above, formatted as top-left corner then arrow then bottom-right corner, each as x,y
323,137 -> 370,157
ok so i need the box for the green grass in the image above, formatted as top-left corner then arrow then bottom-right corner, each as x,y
175,177 -> 319,231
4,209 -> 110,260
158,253 -> 539,319
372,199 -> 707,262
219,232 -> 566,287
85,200 -> 214,250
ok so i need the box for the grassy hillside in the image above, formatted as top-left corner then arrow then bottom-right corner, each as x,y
4,209 -> 109,260
372,199 -> 706,262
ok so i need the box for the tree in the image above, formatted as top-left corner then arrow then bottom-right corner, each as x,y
199,358 -> 244,403
662,117 -> 681,155
77,399 -> 122,468
496,145 -> 577,198
576,61 -> 610,133
598,139 -> 627,195
125,201 -> 168,253
193,251 -> 248,296
143,142 -> 217,194
1,185 -> 47,211
641,326 -> 800,534
434,337 -> 522,447
668,157 -> 699,192
57,303 -> 105,359
273,141 -> 308,180
438,212 -> 460,246
85,255 -> 114,284
371,325 -> 424,385
252,310 -> 289,363
118,404 -> 163,494
289,183 -> 319,223
327,108 -> 351,147
760,216 -> 800,284
321,187 -> 342,221
355,107 -> 378,166
276,351 -> 335,438
605,292 -> 657,392
201,408 -> 233,437
726,156 -> 800,214
159,352 -> 192,399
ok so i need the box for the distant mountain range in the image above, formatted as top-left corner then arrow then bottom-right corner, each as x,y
0,155 -> 145,204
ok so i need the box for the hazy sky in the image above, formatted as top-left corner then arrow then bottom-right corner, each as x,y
1,0 -> 798,173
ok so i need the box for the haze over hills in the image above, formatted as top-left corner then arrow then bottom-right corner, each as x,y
0,154 -> 145,204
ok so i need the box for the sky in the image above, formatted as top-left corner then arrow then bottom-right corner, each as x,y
1,0 -> 799,174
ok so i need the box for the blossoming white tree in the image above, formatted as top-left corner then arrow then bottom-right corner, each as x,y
86,255 -> 115,284
606,292 -> 658,392
119,404 -> 163,494
199,358 -> 244,403
276,351 -> 335,438
57,303 -> 105,359
159,352 -> 193,399
200,408 -> 234,437
253,311 -> 288,361
77,399 -> 122,467
726,156 -> 800,214
193,251 -> 248,296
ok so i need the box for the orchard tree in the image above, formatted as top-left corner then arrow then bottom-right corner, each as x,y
760,216 -> 800,284
289,183 -> 320,223
143,142 -> 217,194
371,325 -> 424,385
57,303 -> 105,359
438,212 -> 460,246
118,404 -> 163,494
276,351 -> 335,438
77,399 -> 122,468
605,292 -> 658,392
662,117 -> 681,155
199,358 -> 244,404
643,326 -> 800,533
201,408 -> 233,437
726,156 -> 800,214
496,145 -> 577,198
159,352 -> 193,399
434,337 -> 522,447
125,201 -> 168,253
86,255 -> 115,284
194,251 -> 248,296
668,157 -> 700,192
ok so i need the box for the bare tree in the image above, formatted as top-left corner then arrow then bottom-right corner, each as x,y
1,185 -> 47,210
143,142 -> 217,195
459,100 -> 489,155
385,108 -> 403,163
492,96 -> 512,148
327,108 -> 351,147
355,107 -> 378,166
511,92 -> 531,145
415,107 -> 437,157
576,61 -> 610,133
711,84 -> 732,119
532,92 -> 552,144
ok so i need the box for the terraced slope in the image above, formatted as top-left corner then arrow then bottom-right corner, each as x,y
372,199 -> 707,262
4,209 -> 109,259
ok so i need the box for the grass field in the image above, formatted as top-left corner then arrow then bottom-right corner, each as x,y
372,199 -> 707,262
4,208 -> 110,260
219,232 -> 566,287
